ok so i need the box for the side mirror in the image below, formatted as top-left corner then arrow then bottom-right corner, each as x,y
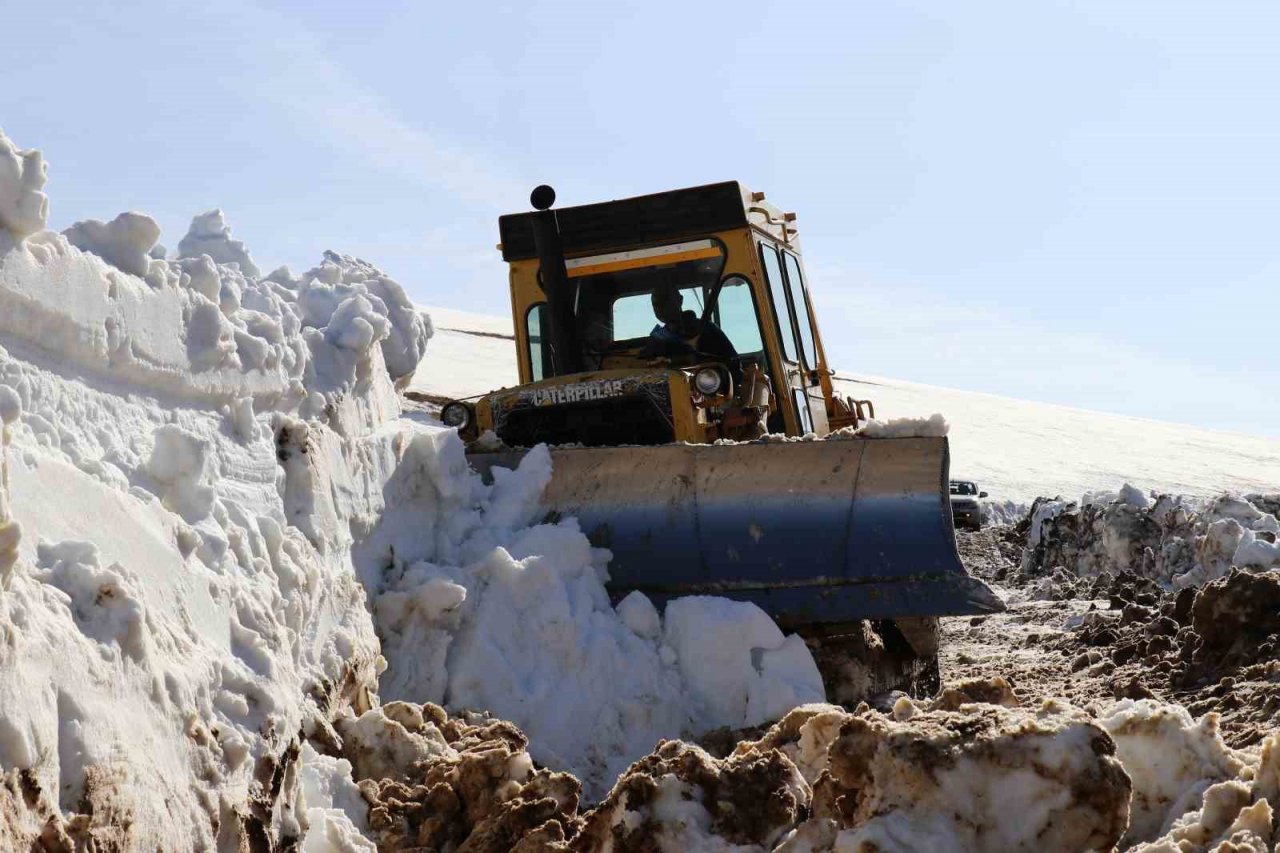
979,491 -> 989,499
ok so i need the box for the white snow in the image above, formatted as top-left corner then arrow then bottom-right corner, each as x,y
663,596 -> 825,729
177,209 -> 261,278
0,130 -> 47,239
854,412 -> 949,438
365,437 -> 824,798
63,211 -> 162,278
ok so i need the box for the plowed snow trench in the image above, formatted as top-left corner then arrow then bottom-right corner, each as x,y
3,126 -> 1280,851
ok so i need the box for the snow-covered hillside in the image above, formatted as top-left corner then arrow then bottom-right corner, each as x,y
409,306 -> 1280,505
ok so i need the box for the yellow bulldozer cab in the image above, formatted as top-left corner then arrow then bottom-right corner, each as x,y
494,182 -> 858,442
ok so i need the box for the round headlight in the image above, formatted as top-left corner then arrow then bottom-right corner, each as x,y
441,401 -> 473,429
693,367 -> 724,396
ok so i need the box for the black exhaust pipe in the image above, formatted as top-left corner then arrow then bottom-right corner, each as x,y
530,185 -> 583,376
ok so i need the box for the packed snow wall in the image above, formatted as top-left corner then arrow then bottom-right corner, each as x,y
0,127 -> 435,847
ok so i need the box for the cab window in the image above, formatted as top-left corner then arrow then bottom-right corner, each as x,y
783,252 -> 819,371
526,303 -> 551,381
759,243 -> 800,364
715,276 -> 763,355
612,286 -> 703,341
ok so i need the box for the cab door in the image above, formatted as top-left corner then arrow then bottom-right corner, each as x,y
780,250 -> 830,434
758,241 -> 829,436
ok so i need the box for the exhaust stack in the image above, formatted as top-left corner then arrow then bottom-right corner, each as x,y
529,185 -> 583,376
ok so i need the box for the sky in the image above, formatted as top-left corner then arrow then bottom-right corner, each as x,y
2,0 -> 1277,437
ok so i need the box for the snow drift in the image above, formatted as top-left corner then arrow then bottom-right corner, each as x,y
1021,485 -> 1280,589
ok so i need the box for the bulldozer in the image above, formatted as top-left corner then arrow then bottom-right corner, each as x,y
436,182 -> 1003,701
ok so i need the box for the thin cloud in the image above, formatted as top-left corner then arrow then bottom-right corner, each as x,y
810,264 -> 1279,438
201,0 -> 528,212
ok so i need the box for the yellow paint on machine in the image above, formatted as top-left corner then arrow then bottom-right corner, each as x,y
565,245 -> 724,278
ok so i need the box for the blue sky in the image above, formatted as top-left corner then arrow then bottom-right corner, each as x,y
3,0 -> 1277,436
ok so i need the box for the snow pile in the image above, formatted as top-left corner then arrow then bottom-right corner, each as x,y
332,701 -> 582,850
0,130 -> 46,239
854,412 -> 949,438
1099,700 -> 1279,851
361,435 -> 824,798
981,498 -> 1031,527
1100,699 -> 1248,845
177,209 -> 261,278
1020,485 -> 1280,588
63,211 -> 162,278
607,694 -> 1133,852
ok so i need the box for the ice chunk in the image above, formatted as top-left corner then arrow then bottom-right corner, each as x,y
296,742 -> 371,842
1118,482 -> 1152,510
1234,527 -> 1280,570
177,209 -> 260,278
33,539 -> 150,662
63,211 -> 162,278
616,590 -> 661,639
1098,699 -> 1245,845
663,596 -> 825,729
145,424 -> 216,522
856,412 -> 949,438
0,129 -> 48,238
0,383 -> 20,425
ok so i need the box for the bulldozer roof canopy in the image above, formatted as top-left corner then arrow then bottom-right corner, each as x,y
498,181 -> 751,262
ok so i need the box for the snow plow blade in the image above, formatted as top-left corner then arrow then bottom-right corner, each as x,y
468,437 -> 1003,626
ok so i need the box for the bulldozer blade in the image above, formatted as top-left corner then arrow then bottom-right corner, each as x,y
467,437 -> 1004,626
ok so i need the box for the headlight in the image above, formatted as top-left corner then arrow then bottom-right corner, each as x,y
441,401 -> 473,429
693,366 -> 725,396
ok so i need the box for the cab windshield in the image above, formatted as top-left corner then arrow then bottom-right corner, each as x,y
569,240 -> 763,370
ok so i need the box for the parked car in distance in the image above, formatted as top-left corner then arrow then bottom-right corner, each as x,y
949,480 -> 989,531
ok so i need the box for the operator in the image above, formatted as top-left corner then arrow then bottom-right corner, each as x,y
644,286 -> 737,362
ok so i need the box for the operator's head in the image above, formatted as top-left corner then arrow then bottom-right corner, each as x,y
651,286 -> 684,325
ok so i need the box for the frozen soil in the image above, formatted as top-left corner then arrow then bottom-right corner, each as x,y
943,526 -> 1115,706
946,528 -> 1280,749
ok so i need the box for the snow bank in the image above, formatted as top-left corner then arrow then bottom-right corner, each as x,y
1099,703 -> 1280,852
1099,699 -> 1247,845
1021,485 -> 1280,588
0,128 -> 446,847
